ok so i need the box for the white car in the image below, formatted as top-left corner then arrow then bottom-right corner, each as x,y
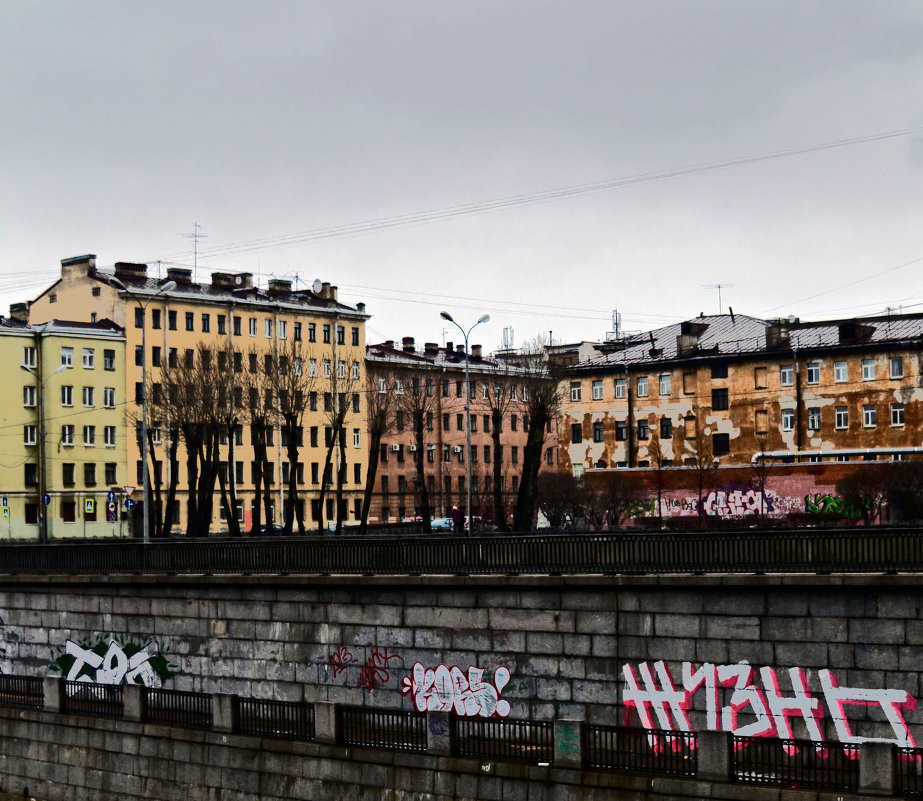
430,517 -> 453,531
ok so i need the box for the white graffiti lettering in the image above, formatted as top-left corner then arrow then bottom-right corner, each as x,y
819,669 -> 915,748
401,662 -> 511,718
65,639 -> 163,688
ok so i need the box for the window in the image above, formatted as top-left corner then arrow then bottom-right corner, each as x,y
834,361 -> 847,383
134,345 -> 144,366
151,346 -> 161,367
84,463 -> 96,486
229,316 -> 240,337
199,313 -> 210,333
62,463 -> 75,486
781,408 -> 794,431
890,357 -> 904,379
659,373 -> 671,396
23,386 -> 36,407
181,311 -> 192,331
615,420 -> 627,441
61,347 -> 73,367
134,308 -> 144,328
104,426 -> 116,447
277,320 -> 286,340
168,310 -> 177,330
483,414 -> 490,432
886,401 -> 905,428
755,409 -> 768,435
23,425 -> 36,445
184,349 -> 194,368
471,415 -> 479,432
711,388 -> 729,411
806,361 -> 820,385
484,445 -> 492,463
264,319 -> 273,338
611,376 -> 626,399
862,358 -> 875,381
442,413 -> 450,430
395,411 -> 404,431
105,462 -> 117,485
83,425 -> 96,446
711,364 -> 728,379
593,421 -> 604,443
592,379 -> 603,400
638,420 -> 649,440
570,382 -> 581,401
323,359 -> 331,378
61,385 -> 73,406
754,366 -> 767,390
780,364 -> 794,386
352,393 -> 360,413
62,425 -> 74,446
511,446 -> 519,464
24,463 -> 38,486
337,360 -> 345,379
81,386 -> 94,407
571,423 -> 582,444
305,322 -> 315,343
660,418 -> 672,439
248,318 -> 257,336
835,405 -> 848,429
636,376 -> 648,397
353,428 -> 361,448
712,432 -> 730,456
457,413 -> 464,431
216,315 -> 226,335
862,404 -> 877,428
807,407 -> 820,431
82,348 -> 95,368
546,447 -> 554,466
456,380 -> 463,398
336,325 -> 345,345
323,324 -> 331,344
684,416 -> 696,439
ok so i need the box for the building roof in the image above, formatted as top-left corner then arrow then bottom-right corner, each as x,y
0,317 -> 124,336
366,339 -> 524,374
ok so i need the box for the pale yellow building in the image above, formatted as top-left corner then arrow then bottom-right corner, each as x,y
0,314 -> 127,540
28,255 -> 369,534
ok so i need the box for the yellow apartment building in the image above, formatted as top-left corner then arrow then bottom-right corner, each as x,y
0,315 -> 127,540
28,255 -> 369,534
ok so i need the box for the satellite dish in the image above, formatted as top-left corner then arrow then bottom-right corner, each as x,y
312,279 -> 323,294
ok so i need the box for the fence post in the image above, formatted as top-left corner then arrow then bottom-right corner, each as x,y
696,730 -> 732,782
123,684 -> 147,722
553,720 -> 582,768
426,711 -> 452,755
314,702 -> 339,744
43,676 -> 64,713
859,742 -> 895,795
213,693 -> 239,733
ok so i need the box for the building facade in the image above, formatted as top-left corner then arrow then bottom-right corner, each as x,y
365,337 -> 557,525
28,255 -> 369,533
0,315 -> 127,539
560,312 -> 923,474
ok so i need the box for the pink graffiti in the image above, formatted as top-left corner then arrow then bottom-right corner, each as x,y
623,661 -> 916,755
356,647 -> 403,691
401,662 -> 512,718
328,646 -> 359,678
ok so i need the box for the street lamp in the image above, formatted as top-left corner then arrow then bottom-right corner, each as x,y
440,311 -> 490,534
110,277 -> 176,544
20,355 -> 71,543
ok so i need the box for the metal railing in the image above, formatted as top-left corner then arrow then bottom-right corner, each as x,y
453,717 -> 554,765
733,736 -> 860,790
0,675 -> 44,710
147,688 -> 213,729
898,747 -> 923,796
63,680 -> 123,718
584,725 -> 697,776
339,705 -> 427,752
2,527 -> 923,576
239,698 -> 315,740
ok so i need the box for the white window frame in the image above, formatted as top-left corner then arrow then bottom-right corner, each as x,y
378,376 -> 386,393
659,373 -> 671,396
781,408 -> 794,431
351,361 -> 360,380
780,364 -> 794,386
248,318 -> 257,337
570,382 -> 581,402
82,386 -> 94,407
82,348 -> 95,368
103,387 -> 115,408
83,425 -> 96,446
61,347 -> 73,367
337,360 -> 346,379
889,356 -> 904,379
862,404 -> 876,428
61,385 -> 73,407
309,358 -> 317,378
22,347 -> 36,368
891,402 -> 905,427
62,425 -> 74,446
353,428 -> 360,448
636,376 -> 648,398
23,425 -> 36,445
23,386 -> 36,407
264,319 -> 273,338
323,359 -> 331,378
835,406 -> 848,430
104,426 -> 117,447
862,358 -> 875,381
807,407 -> 820,430
592,380 -> 603,400
395,378 -> 403,394
278,320 -> 287,340
806,361 -> 820,385
834,361 -> 847,383
614,378 -> 626,399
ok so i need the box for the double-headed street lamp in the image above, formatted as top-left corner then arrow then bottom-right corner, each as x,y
440,311 -> 490,535
110,277 -> 176,544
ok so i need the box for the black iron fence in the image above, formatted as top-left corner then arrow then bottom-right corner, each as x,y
453,716 -> 554,764
898,748 -> 923,796
2,527 -> 923,576
0,675 -> 44,710
239,697 -> 315,740
733,736 -> 860,790
147,687 -> 213,728
584,724 -> 697,776
339,705 -> 427,752
63,680 -> 124,718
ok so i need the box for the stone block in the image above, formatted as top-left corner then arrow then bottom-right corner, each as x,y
561,634 -> 591,656
489,609 -> 575,633
696,730 -> 732,782
527,633 -> 564,655
426,710 -> 452,755
851,618 -> 904,645
493,630 -> 527,653
856,644 -> 899,671
655,613 -> 702,638
617,612 -> 653,636
704,592 -> 765,616
575,611 -> 616,634
703,615 -> 760,640
313,701 -> 339,744
590,635 -> 618,657
536,679 -> 571,701
405,606 -> 489,630
859,741 -> 895,795
43,676 -> 64,712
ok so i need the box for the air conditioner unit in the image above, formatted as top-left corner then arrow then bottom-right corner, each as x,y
453,446 -> 463,453
391,444 -> 400,451
409,444 -> 417,452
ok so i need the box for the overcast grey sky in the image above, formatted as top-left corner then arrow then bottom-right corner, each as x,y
2,1 -> 922,349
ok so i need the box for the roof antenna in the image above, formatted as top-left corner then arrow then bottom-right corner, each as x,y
703,283 -> 734,315
180,222 -> 207,283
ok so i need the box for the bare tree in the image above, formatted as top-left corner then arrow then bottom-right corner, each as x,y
360,367 -> 395,533
648,436 -> 667,528
684,432 -> 714,527
477,369 -> 517,532
393,371 -> 438,533
585,471 -> 647,529
536,472 -> 586,530
749,434 -> 774,524
241,347 -> 274,535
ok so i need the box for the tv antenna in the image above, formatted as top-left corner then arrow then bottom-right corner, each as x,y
181,222 -> 207,282
703,283 -> 734,315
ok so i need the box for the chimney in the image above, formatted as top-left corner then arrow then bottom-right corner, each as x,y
268,278 -> 292,294
445,341 -> 454,355
424,342 -> 439,356
166,267 -> 193,284
471,344 -> 482,360
383,340 -> 394,350
235,272 -> 253,289
456,344 -> 465,355
321,282 -> 331,300
329,285 -> 338,302
211,272 -> 236,287
402,336 -> 415,353
114,261 -> 147,280
9,303 -> 28,322
62,254 -> 97,279
356,302 -> 366,314
765,322 -> 791,350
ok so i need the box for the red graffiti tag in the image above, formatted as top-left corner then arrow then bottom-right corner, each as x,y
356,647 -> 403,691
328,646 -> 359,678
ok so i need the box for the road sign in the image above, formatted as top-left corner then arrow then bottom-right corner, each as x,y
107,490 -> 116,502
124,498 -> 136,510
123,486 -> 135,498
106,501 -> 117,523
1,508 -> 8,521
1,497 -> 7,507
41,493 -> 50,506
85,499 -> 95,514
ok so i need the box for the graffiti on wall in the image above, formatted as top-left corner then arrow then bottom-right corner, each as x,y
50,635 -> 176,687
329,646 -> 404,691
623,660 -> 916,753
804,494 -> 873,519
401,662 -> 512,718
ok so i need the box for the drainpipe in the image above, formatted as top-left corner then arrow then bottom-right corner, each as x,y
626,368 -> 635,468
793,346 -> 802,463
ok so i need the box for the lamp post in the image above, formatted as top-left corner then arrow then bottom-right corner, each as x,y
440,311 -> 490,534
110,277 -> 176,544
21,344 -> 71,543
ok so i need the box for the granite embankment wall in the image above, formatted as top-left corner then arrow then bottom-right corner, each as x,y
0,572 -> 920,799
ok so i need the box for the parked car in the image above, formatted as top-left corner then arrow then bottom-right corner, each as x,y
258,524 -> 284,536
430,517 -> 453,531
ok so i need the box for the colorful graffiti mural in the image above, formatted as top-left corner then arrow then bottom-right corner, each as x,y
50,635 -> 176,687
401,662 -> 512,718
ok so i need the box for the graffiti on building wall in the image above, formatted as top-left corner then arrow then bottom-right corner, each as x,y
401,661 -> 512,718
804,494 -> 873,519
329,646 -> 404,691
328,646 -> 360,678
49,635 -> 176,687
623,660 -> 916,754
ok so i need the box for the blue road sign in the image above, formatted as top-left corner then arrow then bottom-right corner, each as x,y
124,498 -> 136,510
107,490 -> 116,502
41,493 -> 50,506
1,497 -> 7,507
